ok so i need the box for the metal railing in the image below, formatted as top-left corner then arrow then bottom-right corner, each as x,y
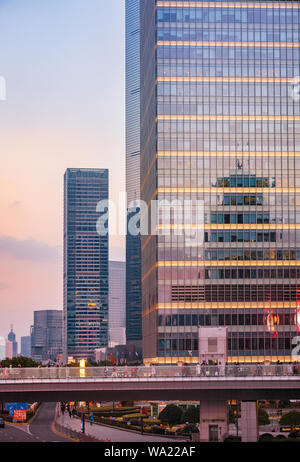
1,364 -> 300,381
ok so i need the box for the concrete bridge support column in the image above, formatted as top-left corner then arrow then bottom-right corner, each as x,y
199,400 -> 228,442
241,401 -> 258,442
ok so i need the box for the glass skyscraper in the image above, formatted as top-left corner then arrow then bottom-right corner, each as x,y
63,168 -> 109,361
126,0 -> 143,349
7,326 -> 18,357
31,310 -> 62,362
140,0 -> 300,364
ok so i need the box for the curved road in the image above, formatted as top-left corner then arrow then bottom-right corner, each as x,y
0,403 -> 72,442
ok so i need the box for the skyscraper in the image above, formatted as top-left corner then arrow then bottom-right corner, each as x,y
31,310 -> 62,363
0,337 -> 5,360
109,261 -> 126,347
140,0 -> 300,364
20,336 -> 31,358
126,0 -> 142,352
5,340 -> 13,360
63,168 -> 109,362
7,325 -> 18,357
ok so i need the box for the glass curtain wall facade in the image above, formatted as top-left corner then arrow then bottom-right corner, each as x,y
31,310 -> 62,362
140,0 -> 300,364
63,168 -> 109,361
126,0 -> 143,347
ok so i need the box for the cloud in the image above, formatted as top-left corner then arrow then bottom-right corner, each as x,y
0,235 -> 60,262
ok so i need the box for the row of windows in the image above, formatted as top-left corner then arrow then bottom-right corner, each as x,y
157,27 -> 300,43
157,121 -> 298,135
158,83 -> 297,100
205,267 -> 300,280
205,231 -> 277,243
205,249 -> 300,261
157,103 -> 300,117
157,7 -> 300,25
158,312 -> 296,327
157,157 -> 299,171
210,212 -> 270,224
158,64 -> 300,79
158,172 -> 291,182
156,230 -> 298,245
157,46 -> 300,61
158,178 -> 300,195
157,139 -> 299,152
228,337 -> 292,352
203,284 -> 299,302
158,338 -> 198,351
215,176 -> 273,187
157,28 -> 299,43
222,194 -> 263,206
158,337 -> 294,353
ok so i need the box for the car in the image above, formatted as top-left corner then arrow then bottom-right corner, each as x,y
0,418 -> 5,428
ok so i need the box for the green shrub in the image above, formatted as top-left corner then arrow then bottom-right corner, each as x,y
224,435 -> 242,442
259,433 -> 274,441
152,426 -> 165,435
181,406 -> 199,424
280,411 -> 300,426
279,400 -> 291,409
0,356 -> 40,368
181,424 -> 199,434
258,407 -> 270,425
159,404 -> 183,427
289,431 -> 300,439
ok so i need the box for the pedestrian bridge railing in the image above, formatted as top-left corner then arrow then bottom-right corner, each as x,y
0,364 -> 299,381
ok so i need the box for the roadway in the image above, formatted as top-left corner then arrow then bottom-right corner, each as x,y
57,412 -> 187,442
0,403 -> 72,442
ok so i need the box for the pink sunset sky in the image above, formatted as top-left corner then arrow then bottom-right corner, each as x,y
0,0 -> 125,341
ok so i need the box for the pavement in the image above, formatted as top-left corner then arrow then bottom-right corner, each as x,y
56,411 -> 188,442
228,422 -> 290,438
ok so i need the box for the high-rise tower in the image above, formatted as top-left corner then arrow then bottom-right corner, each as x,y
7,325 -> 18,357
63,168 -> 109,361
126,0 -> 142,354
140,0 -> 300,364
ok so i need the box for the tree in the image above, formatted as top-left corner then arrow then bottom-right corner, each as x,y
0,356 -> 40,368
181,406 -> 199,424
280,411 -> 300,426
159,404 -> 183,427
278,400 -> 291,409
258,407 -> 270,425
288,431 -> 300,439
259,433 -> 274,442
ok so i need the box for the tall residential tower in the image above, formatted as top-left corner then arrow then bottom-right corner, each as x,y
140,0 -> 300,364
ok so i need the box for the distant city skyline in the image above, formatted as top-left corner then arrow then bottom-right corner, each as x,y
0,1 -> 125,338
